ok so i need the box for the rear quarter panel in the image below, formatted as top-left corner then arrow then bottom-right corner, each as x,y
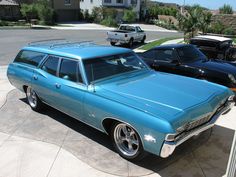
7,63 -> 35,92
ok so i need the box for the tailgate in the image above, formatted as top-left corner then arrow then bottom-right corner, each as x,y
107,31 -> 126,40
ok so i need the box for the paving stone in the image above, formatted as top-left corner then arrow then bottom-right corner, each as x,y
0,136 -> 59,177
0,132 -> 9,146
192,125 -> 234,177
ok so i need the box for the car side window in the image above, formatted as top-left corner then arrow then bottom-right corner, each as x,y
136,27 -> 142,32
59,59 -> 83,83
142,50 -> 155,61
156,49 -> 175,62
41,56 -> 59,76
14,50 -> 46,67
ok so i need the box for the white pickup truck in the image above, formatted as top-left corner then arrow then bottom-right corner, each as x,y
107,25 -> 146,47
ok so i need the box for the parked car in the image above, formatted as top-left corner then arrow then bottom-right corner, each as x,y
107,24 -> 146,47
7,41 -> 234,161
190,35 -> 236,61
138,44 -> 236,95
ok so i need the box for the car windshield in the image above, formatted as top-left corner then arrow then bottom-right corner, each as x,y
176,45 -> 207,62
83,52 -> 149,83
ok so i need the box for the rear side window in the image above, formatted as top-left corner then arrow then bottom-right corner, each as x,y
42,56 -> 59,76
59,59 -> 81,82
14,50 -> 46,66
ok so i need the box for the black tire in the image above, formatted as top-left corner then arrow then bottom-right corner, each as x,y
141,36 -> 146,43
128,38 -> 134,48
110,42 -> 116,46
26,87 -> 43,112
110,122 -> 145,161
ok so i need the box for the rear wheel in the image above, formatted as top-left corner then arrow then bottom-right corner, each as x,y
110,42 -> 116,46
111,122 -> 145,161
26,87 -> 43,111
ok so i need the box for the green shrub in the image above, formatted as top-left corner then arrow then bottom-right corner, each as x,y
20,3 -> 38,22
91,7 -> 103,23
0,20 -> 9,26
154,20 -> 177,30
101,7 -> 117,19
100,17 -> 117,27
219,4 -> 233,14
223,27 -> 235,35
36,0 -> 54,25
83,9 -> 94,22
123,10 -> 136,23
210,21 -> 225,34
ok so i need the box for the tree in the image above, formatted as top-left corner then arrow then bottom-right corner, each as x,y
123,10 -> 136,23
219,4 -> 233,14
177,5 -> 212,38
36,0 -> 54,25
198,11 -> 212,34
20,4 -> 38,22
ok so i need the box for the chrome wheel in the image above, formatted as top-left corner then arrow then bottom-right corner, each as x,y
113,123 -> 140,157
26,87 -> 38,108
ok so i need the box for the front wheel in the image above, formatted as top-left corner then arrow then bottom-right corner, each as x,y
111,122 -> 145,161
110,41 -> 116,46
128,38 -> 134,48
141,36 -> 146,43
26,87 -> 43,111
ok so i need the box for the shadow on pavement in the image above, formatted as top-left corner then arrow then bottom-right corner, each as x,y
0,90 -> 234,177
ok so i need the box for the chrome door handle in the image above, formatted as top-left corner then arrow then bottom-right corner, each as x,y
33,75 -> 38,80
55,83 -> 61,89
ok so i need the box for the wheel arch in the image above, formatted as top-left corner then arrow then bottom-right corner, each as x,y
23,85 -> 28,93
102,117 -> 144,145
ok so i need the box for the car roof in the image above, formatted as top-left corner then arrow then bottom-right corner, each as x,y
22,42 -> 131,60
120,24 -> 139,27
152,44 -> 189,50
191,35 -> 232,42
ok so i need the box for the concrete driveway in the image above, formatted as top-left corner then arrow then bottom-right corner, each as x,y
0,66 -> 235,177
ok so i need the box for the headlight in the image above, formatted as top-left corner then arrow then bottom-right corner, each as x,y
228,74 -> 236,84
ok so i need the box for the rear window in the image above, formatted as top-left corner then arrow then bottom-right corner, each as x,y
14,50 -> 46,66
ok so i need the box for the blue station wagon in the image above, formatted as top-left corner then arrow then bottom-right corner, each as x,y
7,41 -> 235,161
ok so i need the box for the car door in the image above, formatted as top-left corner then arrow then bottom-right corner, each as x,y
56,58 -> 86,120
153,49 -> 180,74
31,55 -> 61,108
136,27 -> 143,41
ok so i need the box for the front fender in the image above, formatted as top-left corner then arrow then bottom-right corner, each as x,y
83,91 -> 175,156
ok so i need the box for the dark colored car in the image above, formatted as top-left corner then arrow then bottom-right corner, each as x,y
138,44 -> 236,94
190,35 -> 236,61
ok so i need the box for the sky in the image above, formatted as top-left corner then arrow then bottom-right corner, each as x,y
154,0 -> 236,11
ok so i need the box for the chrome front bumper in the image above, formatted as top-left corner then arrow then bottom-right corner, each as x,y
160,98 -> 235,158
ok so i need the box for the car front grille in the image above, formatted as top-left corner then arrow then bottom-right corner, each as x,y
184,114 -> 212,131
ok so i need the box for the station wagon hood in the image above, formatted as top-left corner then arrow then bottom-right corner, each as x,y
96,71 -> 230,128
